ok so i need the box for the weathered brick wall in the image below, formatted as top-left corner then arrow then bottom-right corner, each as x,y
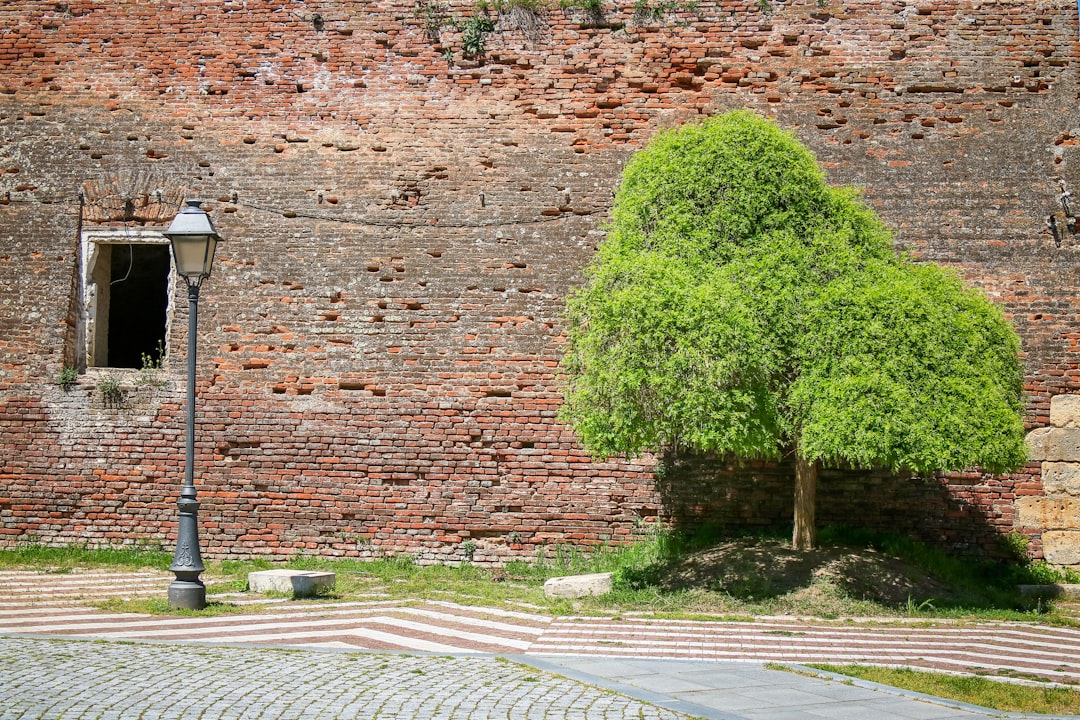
657,452 -> 1042,559
1,0 -> 1078,563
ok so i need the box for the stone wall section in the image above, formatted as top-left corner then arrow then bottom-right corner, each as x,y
0,0 -> 1079,562
1023,395 -> 1080,566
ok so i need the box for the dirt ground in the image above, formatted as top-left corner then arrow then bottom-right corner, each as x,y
645,537 -> 958,606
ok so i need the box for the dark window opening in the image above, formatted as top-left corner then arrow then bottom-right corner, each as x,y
103,244 -> 170,369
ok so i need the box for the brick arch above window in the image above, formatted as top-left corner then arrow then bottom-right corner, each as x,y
81,170 -> 187,225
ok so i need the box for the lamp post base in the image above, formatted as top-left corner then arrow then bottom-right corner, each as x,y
167,579 -> 206,610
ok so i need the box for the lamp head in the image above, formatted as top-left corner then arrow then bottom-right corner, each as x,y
163,199 -> 222,283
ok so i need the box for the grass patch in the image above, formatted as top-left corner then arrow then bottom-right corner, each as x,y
3,528 -> 1077,625
0,544 -> 171,571
95,597 -> 252,617
806,664 -> 1080,715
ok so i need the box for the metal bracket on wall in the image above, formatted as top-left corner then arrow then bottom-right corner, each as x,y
1047,184 -> 1078,248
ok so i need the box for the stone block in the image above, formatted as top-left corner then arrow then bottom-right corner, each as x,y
1026,427 -> 1080,462
1042,462 -> 1080,496
1018,583 -> 1080,600
248,569 -> 335,598
543,572 -> 613,598
1015,497 -> 1080,530
1051,394 -> 1080,428
1027,428 -> 1052,461
1042,531 -> 1080,566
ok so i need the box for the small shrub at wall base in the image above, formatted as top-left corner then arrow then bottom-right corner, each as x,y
999,530 -> 1035,564
995,530 -> 1080,584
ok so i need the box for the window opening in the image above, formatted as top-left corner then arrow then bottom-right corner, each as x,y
82,229 -> 174,369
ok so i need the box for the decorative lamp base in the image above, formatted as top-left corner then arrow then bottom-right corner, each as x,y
167,579 -> 206,610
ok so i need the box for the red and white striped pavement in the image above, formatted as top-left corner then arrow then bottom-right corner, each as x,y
3,569 -> 1079,684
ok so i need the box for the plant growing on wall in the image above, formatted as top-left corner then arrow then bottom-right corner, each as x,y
630,0 -> 698,25
97,374 -> 126,407
461,12 -> 497,58
415,0 -> 452,44
495,0 -> 545,43
58,366 -> 78,391
560,0 -> 605,25
460,538 -> 478,562
136,340 -> 167,389
416,0 -> 545,63
561,110 -> 1028,550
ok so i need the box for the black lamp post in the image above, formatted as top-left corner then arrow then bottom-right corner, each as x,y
162,199 -> 222,610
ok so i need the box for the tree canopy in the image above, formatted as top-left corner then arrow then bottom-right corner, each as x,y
560,110 -> 1028,548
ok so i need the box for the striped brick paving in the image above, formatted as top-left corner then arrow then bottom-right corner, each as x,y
536,616 -> 1080,684
3,570 -> 1079,686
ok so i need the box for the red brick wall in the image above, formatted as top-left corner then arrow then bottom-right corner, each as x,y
0,0 -> 1077,562
657,452 -> 1044,559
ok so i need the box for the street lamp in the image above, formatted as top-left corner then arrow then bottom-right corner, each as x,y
162,199 -> 222,610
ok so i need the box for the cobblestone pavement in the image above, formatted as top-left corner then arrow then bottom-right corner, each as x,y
0,636 -> 688,720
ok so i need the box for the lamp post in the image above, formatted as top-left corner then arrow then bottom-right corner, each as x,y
162,199 -> 222,610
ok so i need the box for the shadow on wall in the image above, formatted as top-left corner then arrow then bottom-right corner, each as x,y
653,450 -> 1026,559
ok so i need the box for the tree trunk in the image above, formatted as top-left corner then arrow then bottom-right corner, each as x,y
792,455 -> 819,550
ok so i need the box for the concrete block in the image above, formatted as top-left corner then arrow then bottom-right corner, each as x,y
248,569 -> 335,598
543,572 -> 613,598
1015,497 -> 1080,530
1042,531 -> 1080,567
1018,584 -> 1080,600
1051,394 -> 1080,428
1042,462 -> 1080,496
1027,427 -> 1080,462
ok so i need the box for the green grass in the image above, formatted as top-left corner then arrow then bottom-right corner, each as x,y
0,543 -> 171,570
96,597 -> 252,616
804,664 -> 1080,715
1,527 -> 1077,624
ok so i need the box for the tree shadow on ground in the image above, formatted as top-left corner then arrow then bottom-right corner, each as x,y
621,536 -> 964,607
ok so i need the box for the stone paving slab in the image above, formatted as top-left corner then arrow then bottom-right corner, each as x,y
521,656 -> 1077,720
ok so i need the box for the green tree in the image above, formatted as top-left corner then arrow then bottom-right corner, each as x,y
561,110 -> 1028,549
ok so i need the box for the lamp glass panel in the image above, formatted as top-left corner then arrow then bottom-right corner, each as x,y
170,235 -> 217,278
